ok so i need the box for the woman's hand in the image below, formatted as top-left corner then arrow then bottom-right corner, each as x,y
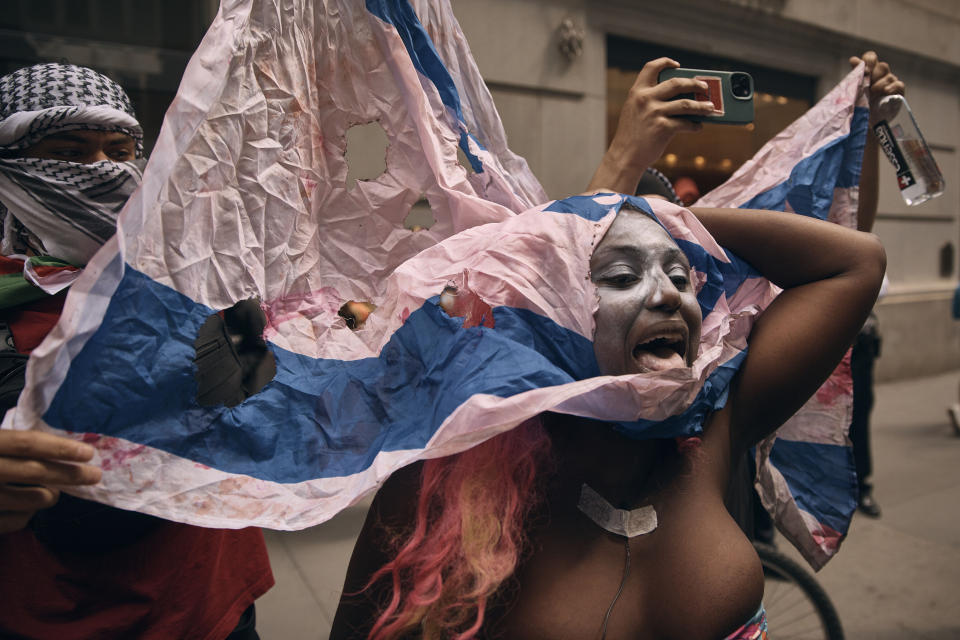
587,58 -> 715,195
0,430 -> 101,533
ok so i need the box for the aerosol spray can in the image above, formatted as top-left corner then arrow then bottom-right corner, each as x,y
872,95 -> 945,206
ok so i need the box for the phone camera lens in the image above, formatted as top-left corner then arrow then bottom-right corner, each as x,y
731,73 -> 752,99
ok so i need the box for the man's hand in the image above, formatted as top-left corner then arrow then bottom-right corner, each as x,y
850,51 -> 906,232
0,430 -> 101,533
587,57 -> 715,195
850,51 -> 905,117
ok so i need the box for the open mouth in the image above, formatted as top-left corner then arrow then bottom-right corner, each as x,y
631,333 -> 687,372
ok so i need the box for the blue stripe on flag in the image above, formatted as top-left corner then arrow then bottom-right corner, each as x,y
543,193 -> 621,221
366,0 -> 484,172
675,238 -> 761,317
366,0 -> 462,120
836,106 -> 869,189
44,267 -> 607,483
767,438 -> 857,534
492,306 -> 600,380
740,106 -> 870,220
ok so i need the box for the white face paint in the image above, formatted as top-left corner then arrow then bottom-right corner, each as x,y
590,209 -> 702,376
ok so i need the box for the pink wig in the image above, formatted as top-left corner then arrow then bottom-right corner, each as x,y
366,418 -> 551,639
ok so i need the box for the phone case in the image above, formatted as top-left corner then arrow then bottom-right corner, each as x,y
657,68 -> 754,125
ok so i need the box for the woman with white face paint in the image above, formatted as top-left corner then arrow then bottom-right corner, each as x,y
590,209 -> 703,377
332,61 -> 886,640
333,195 -> 884,639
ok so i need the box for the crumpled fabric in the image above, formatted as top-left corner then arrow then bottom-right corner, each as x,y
3,0 -> 866,570
698,64 -> 870,569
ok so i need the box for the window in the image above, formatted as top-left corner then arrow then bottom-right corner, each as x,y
607,35 -> 817,197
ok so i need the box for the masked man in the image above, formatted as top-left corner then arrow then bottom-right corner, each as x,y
0,63 -> 273,640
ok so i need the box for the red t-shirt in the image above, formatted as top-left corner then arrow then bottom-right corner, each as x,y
0,523 -> 273,640
4,289 -> 66,353
0,288 -> 274,639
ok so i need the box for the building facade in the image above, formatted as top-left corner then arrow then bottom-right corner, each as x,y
455,0 -> 960,381
4,0 -> 958,381
0,1 -> 216,153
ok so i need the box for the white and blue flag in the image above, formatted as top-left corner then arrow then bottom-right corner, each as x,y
5,0 -> 868,569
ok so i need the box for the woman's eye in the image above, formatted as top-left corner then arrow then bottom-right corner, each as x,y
600,272 -> 637,287
670,274 -> 690,290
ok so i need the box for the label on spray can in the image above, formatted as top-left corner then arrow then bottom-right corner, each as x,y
874,120 -> 916,190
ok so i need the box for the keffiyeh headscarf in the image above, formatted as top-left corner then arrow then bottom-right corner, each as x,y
0,63 -> 144,270
0,63 -> 142,153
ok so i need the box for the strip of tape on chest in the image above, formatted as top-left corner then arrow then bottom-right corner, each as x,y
577,483 -> 658,538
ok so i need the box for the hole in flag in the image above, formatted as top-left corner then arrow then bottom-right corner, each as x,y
345,121 -> 389,190
404,197 -> 436,231
194,298 -> 276,408
338,301 -> 375,330
457,144 -> 476,174
437,283 -> 494,329
439,285 -> 458,315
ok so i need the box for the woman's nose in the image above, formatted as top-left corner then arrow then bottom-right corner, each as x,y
644,274 -> 681,311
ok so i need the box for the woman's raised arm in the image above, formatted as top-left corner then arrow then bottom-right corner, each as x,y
691,206 -> 886,453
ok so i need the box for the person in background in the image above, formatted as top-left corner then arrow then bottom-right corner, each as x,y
586,57 -> 717,195
0,63 -> 273,640
673,176 -> 701,206
950,282 -> 960,435
849,51 -> 905,518
630,52 -> 903,523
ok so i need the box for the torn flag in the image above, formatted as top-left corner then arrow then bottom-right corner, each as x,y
4,0 -> 867,570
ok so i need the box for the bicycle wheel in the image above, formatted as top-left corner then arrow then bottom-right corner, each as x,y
754,543 -> 845,640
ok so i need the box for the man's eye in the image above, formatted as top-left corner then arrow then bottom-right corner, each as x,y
109,149 -> 133,160
51,148 -> 82,159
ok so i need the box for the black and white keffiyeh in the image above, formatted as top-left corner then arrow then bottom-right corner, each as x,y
0,63 -> 143,154
0,63 -> 144,265
0,157 -> 144,265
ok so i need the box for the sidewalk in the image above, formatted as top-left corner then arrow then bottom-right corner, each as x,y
793,369 -> 960,639
256,369 -> 960,639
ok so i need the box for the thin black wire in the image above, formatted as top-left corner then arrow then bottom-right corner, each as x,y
599,537 -> 631,640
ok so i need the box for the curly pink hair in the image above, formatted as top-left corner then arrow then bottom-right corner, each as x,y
365,418 -> 551,640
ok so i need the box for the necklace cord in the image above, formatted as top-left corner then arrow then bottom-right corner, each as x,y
598,537 -> 631,640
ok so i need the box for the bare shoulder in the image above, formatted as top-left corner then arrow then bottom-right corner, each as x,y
330,462 -> 423,639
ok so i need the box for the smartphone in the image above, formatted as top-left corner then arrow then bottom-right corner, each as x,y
657,68 -> 754,125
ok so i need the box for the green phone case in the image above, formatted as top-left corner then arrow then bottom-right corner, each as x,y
657,68 -> 754,125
